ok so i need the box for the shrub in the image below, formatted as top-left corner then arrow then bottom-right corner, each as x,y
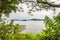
0,20 -> 25,40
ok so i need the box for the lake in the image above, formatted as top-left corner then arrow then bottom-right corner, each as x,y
14,21 -> 45,33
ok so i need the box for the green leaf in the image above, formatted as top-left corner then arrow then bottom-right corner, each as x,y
38,0 -> 43,2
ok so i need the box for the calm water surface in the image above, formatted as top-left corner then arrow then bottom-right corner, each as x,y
14,21 -> 45,33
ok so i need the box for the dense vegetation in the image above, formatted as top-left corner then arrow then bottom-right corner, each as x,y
0,0 -> 21,17
0,13 -> 60,40
0,0 -> 60,40
0,20 -> 25,40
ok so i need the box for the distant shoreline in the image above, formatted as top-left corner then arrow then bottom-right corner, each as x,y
7,19 -> 44,21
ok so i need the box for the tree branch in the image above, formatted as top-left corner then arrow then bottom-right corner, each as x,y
37,1 -> 60,7
22,0 -> 60,7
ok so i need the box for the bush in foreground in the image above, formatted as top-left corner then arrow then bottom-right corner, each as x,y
0,13 -> 60,40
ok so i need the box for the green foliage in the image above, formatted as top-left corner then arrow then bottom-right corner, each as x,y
39,13 -> 60,40
37,0 -> 43,2
0,13 -> 60,40
0,0 -> 60,40
0,20 -> 25,40
54,13 -> 60,23
0,0 -> 21,17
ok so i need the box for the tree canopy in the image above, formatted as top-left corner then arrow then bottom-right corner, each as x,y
0,0 -> 60,17
0,0 -> 21,17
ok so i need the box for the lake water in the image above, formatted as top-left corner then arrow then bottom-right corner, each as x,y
14,21 -> 45,33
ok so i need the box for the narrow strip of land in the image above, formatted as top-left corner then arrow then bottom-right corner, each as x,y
7,19 -> 44,21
